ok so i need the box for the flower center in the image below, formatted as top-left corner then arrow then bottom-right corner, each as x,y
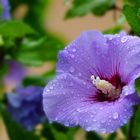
90,75 -> 121,101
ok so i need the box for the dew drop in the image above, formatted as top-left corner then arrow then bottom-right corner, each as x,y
55,117 -> 58,121
50,86 -> 53,90
69,67 -> 75,73
93,119 -> 97,122
101,128 -> 106,133
70,54 -> 75,58
86,127 -> 91,131
85,120 -> 88,123
99,107 -> 103,110
113,112 -> 119,119
121,36 -> 128,43
72,48 -> 76,52
65,122 -> 69,126
46,89 -> 50,92
108,36 -> 113,40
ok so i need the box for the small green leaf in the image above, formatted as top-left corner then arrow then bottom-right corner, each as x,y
103,25 -> 122,34
105,133 -> 116,140
132,106 -> 140,139
123,5 -> 140,36
13,35 -> 64,66
22,70 -> 55,87
22,75 -> 47,87
65,0 -> 116,19
0,20 -> 35,39
86,131 -> 103,140
135,77 -> 140,96
0,63 -> 8,78
42,122 -> 77,140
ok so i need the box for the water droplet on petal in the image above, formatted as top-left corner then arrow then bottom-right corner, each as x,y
46,89 -> 50,92
121,36 -> 128,43
50,86 -> 53,90
86,127 -> 91,131
65,122 -> 69,126
72,48 -> 76,52
113,112 -> 119,119
93,119 -> 97,122
108,36 -> 113,40
101,128 -> 106,133
69,67 -> 75,73
99,107 -> 103,110
71,54 -> 75,58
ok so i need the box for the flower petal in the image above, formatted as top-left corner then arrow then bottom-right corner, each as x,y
43,73 -> 96,126
43,73 -> 137,133
57,30 -> 109,81
57,31 -> 140,83
4,60 -> 26,85
106,33 -> 140,82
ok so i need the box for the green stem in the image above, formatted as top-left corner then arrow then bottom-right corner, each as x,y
128,106 -> 138,140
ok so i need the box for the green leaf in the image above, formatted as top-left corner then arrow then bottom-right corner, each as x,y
135,77 -> 140,96
42,122 -> 77,140
51,128 -> 68,140
86,131 -> 103,140
10,0 -> 50,34
65,0 -> 116,19
0,104 -> 40,140
0,63 -> 8,78
105,133 -> 116,140
0,20 -> 35,39
41,123 -> 55,140
131,106 -> 140,139
124,0 -> 140,6
13,35 -> 64,66
22,70 -> 55,87
123,5 -> 140,36
103,25 -> 122,34
22,75 -> 47,87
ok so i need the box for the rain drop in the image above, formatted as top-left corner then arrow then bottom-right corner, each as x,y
50,86 -> 53,90
72,48 -> 76,52
70,54 -> 75,58
93,119 -> 97,122
121,36 -> 128,43
113,112 -> 119,119
69,67 -> 75,73
101,128 -> 106,133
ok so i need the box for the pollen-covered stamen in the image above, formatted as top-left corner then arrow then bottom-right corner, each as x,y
90,75 -> 121,99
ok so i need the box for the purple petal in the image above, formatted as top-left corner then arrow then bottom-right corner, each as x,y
43,73 -> 138,133
43,30 -> 140,133
105,33 -> 140,82
57,31 -> 140,83
7,86 -> 45,131
57,30 -> 109,81
4,60 -> 26,85
0,0 -> 11,20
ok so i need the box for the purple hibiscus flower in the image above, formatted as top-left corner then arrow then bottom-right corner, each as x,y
43,31 -> 140,133
7,86 -> 45,130
4,60 -> 27,86
0,0 -> 11,20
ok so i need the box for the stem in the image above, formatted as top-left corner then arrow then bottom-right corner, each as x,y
128,106 -> 138,140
